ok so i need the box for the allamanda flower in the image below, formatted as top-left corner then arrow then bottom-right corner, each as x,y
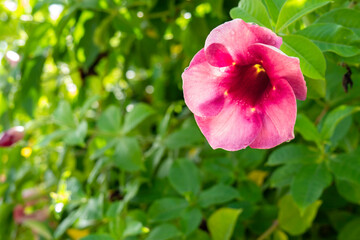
182,19 -> 307,151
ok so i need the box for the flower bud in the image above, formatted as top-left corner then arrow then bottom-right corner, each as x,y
0,126 -> 25,147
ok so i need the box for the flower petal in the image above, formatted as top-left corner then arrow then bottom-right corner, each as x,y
248,43 -> 307,100
195,100 -> 262,151
204,19 -> 282,67
250,80 -> 296,149
182,49 -> 227,117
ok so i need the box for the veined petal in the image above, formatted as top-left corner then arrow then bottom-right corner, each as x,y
250,80 -> 296,149
182,49 -> 227,117
204,19 -> 282,67
248,43 -> 307,100
195,100 -> 262,151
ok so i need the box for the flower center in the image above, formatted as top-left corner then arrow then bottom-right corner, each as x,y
224,63 -> 271,106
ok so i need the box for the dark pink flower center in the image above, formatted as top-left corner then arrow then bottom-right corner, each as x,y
224,63 -> 271,106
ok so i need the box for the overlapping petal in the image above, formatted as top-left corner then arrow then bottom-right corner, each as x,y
182,49 -> 227,117
195,100 -> 262,151
248,43 -> 307,100
204,19 -> 282,67
250,80 -> 297,148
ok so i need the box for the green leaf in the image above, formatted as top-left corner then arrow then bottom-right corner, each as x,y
122,103 -> 155,134
113,137 -> 144,172
23,220 -> 53,240
79,95 -> 100,119
230,0 -> 272,28
145,224 -> 181,240
305,76 -> 326,99
280,35 -> 326,80
329,151 -> 360,184
270,164 -> 301,188
339,218 -> 360,240
148,198 -> 189,222
168,158 -> 201,196
53,101 -> 76,128
97,105 -> 121,132
315,8 -> 360,36
180,208 -> 203,235
0,204 -> 14,239
165,120 -> 204,149
278,195 -> 321,236
297,23 -> 360,57
295,114 -> 321,144
264,0 -> 286,23
335,178 -> 360,204
267,144 -> 319,166
290,163 -> 332,209
80,234 -> 114,240
198,184 -> 240,208
320,105 -> 360,140
64,121 -> 88,146
276,0 -> 330,32
208,208 -> 242,240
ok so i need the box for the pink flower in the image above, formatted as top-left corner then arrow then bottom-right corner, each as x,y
0,126 -> 25,147
182,19 -> 306,151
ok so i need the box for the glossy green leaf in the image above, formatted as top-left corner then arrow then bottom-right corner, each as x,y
320,105 -> 360,140
123,103 -> 155,133
97,105 -> 121,133
168,158 -> 200,196
145,224 -> 181,240
278,195 -> 321,236
295,114 -> 321,144
180,208 -> 203,235
264,0 -> 286,23
198,184 -> 240,208
281,35 -> 326,80
230,0 -> 272,28
270,164 -> 301,188
208,208 -> 242,240
148,198 -> 189,222
276,0 -> 330,32
315,8 -> 360,36
297,23 -> 360,57
113,137 -> 144,172
290,163 -> 332,209
267,144 -> 319,166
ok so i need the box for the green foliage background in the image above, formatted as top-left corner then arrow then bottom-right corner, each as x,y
1,0 -> 360,239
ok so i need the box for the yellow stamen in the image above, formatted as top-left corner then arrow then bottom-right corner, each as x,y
254,64 -> 265,74
251,108 -> 256,112
224,90 -> 228,96
273,86 -> 276,90
232,62 -> 236,66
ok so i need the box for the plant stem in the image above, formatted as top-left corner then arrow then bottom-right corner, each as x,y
257,220 -> 279,240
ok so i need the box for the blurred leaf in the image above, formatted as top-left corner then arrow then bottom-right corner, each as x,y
198,184 -> 239,208
329,151 -> 360,184
230,0 -> 272,28
168,158 -> 200,196
64,121 -> 88,146
276,0 -> 330,32
264,0 -> 286,23
79,95 -> 100,119
295,114 -> 321,144
267,144 -> 319,166
180,208 -> 203,235
97,105 -> 121,133
53,101 -> 76,128
306,77 -> 326,98
0,204 -> 13,238
148,198 -> 189,222
335,178 -> 360,204
290,163 -> 332,209
145,224 -> 181,240
80,234 -> 114,240
320,105 -> 360,140
186,230 -> 211,240
281,35 -> 326,80
23,220 -> 52,240
278,195 -> 322,236
208,208 -> 242,240
113,137 -> 144,172
123,103 -> 155,134
165,120 -> 204,149
270,164 -> 301,188
315,8 -> 360,36
338,218 -> 360,240
297,23 -> 360,57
